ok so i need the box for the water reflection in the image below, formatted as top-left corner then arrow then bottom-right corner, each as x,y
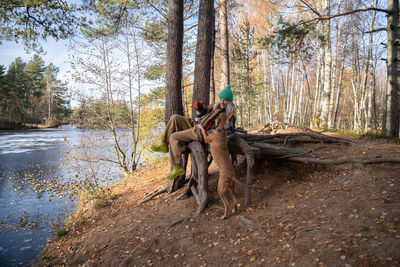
0,126 -> 122,266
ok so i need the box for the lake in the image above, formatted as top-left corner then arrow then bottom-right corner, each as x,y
0,126 -> 123,266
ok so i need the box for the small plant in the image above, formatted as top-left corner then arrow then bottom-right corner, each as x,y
312,117 -> 322,128
34,249 -> 53,267
93,199 -> 111,210
55,228 -> 68,238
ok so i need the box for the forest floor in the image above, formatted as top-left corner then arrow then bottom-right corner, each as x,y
38,128 -> 400,267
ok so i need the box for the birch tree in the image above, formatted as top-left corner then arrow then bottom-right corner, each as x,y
385,0 -> 399,137
319,0 -> 333,128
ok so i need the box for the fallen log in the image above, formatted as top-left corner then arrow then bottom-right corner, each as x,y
287,155 -> 400,165
238,132 -> 353,146
139,130 -> 399,215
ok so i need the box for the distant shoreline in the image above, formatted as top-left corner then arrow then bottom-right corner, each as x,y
0,123 -> 60,131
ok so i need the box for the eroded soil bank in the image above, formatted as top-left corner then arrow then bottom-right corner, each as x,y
40,132 -> 400,266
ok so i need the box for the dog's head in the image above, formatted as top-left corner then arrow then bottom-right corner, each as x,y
216,112 -> 234,130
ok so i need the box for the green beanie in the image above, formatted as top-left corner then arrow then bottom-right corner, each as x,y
218,85 -> 233,101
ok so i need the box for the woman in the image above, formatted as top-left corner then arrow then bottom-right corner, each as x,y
151,85 -> 236,179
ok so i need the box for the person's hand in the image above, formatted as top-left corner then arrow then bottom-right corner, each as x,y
197,124 -> 204,129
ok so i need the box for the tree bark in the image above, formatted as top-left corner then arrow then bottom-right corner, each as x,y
320,0 -> 333,128
188,142 -> 209,215
386,0 -> 400,137
165,0 -> 184,123
192,0 -> 214,117
210,23 -> 216,104
333,61 -> 344,128
271,63 -> 279,121
219,0 -> 230,88
363,0 -> 377,131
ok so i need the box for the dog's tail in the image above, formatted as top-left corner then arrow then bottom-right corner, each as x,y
229,176 -> 264,189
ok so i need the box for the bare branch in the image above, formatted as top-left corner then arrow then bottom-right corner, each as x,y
184,23 -> 198,33
364,27 -> 387,34
183,59 -> 195,66
184,0 -> 195,19
144,0 -> 167,20
298,0 -> 321,17
184,9 -> 200,21
299,7 -> 389,25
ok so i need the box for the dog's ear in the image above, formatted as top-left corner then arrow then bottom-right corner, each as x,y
227,112 -> 234,121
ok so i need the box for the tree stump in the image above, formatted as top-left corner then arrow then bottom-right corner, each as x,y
183,134 -> 259,212
167,152 -> 189,193
181,142 -> 208,215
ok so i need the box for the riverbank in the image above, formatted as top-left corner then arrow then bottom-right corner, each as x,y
0,123 -> 58,131
38,130 -> 400,266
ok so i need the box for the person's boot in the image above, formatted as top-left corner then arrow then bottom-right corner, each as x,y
166,164 -> 185,180
150,141 -> 168,153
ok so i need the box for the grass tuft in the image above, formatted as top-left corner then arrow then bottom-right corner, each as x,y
33,249 -> 53,267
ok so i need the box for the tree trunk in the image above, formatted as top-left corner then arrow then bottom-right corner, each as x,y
386,0 -> 400,137
187,142 -> 208,215
320,0 -> 332,128
192,0 -> 214,117
219,0 -> 230,89
262,50 -> 272,122
210,23 -> 216,104
362,0 -> 377,131
165,0 -> 184,123
45,75 -> 53,123
333,61 -> 344,128
312,43 -> 322,127
270,63 -> 279,121
290,66 -> 298,124
296,79 -> 303,125
283,64 -> 291,123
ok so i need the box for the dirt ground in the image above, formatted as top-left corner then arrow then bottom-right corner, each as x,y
40,130 -> 400,267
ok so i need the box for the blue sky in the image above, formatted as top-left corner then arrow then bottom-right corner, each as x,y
0,39 -> 71,82
0,38 -> 82,107
0,35 -> 159,108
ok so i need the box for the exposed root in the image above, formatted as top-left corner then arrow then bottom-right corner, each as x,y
137,186 -> 168,206
166,216 -> 191,229
288,155 -> 400,165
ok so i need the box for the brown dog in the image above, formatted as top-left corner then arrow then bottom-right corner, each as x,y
198,112 -> 251,219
